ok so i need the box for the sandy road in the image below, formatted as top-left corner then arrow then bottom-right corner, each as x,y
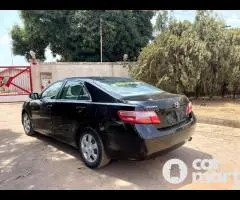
0,103 -> 240,189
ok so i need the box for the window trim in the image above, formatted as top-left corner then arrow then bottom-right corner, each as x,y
39,80 -> 64,100
57,80 -> 92,102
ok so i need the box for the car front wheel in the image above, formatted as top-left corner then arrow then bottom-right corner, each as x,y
79,129 -> 110,169
22,112 -> 35,136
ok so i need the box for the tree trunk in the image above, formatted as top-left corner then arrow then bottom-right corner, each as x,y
195,82 -> 200,99
221,82 -> 227,98
209,69 -> 216,99
233,87 -> 237,99
233,92 -> 236,100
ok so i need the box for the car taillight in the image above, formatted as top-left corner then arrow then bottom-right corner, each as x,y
186,102 -> 193,114
117,110 -> 160,124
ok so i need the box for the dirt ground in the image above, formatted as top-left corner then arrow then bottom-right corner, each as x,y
192,99 -> 240,128
0,102 -> 240,190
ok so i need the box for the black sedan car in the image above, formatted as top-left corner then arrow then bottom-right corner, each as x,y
22,77 -> 196,169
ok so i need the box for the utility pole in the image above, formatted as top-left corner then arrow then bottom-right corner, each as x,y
100,17 -> 103,63
10,42 -> 14,65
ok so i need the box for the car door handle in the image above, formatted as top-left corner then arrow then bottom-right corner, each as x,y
76,105 -> 86,109
75,106 -> 86,112
47,104 -> 53,109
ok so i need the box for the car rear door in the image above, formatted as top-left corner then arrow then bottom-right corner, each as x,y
51,80 -> 93,145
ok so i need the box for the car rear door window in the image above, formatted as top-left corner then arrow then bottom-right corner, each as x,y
60,80 -> 91,101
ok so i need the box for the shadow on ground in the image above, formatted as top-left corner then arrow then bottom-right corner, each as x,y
0,128 -> 212,189
33,133 -> 212,189
0,128 -> 37,186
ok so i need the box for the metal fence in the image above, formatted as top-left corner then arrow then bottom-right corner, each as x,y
0,66 -> 32,96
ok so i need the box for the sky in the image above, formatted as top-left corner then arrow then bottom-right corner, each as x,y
0,10 -> 240,66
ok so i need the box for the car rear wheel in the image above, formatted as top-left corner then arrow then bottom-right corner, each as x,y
22,112 -> 35,136
78,129 -> 110,169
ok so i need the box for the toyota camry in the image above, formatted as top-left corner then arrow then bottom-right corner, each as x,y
22,77 -> 196,169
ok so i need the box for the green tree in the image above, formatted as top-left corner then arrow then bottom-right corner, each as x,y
227,28 -> 240,98
11,10 -> 154,62
194,11 -> 226,98
154,10 -> 169,33
132,20 -> 210,96
131,10 -> 240,99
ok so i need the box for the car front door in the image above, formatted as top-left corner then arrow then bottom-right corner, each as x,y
30,81 -> 64,135
51,80 -> 92,145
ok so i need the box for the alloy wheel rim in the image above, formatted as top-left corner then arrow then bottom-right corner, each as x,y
81,134 -> 99,163
23,114 -> 31,133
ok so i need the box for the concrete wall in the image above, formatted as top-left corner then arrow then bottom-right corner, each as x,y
35,62 -> 130,92
40,62 -> 129,80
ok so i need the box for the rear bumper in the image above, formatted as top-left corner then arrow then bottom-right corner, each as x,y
137,114 -> 197,159
104,113 -> 197,160
144,122 -> 195,158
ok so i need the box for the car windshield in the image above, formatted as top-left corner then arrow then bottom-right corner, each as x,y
94,78 -> 164,97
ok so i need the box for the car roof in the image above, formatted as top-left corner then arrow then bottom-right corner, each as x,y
63,76 -> 133,83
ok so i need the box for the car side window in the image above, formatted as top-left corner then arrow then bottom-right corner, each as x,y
41,81 -> 63,100
60,80 -> 91,101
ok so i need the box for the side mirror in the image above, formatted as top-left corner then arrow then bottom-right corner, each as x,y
29,93 -> 40,100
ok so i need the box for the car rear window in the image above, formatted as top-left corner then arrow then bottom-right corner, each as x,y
94,78 -> 164,97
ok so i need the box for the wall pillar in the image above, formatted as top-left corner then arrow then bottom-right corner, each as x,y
30,60 -> 41,93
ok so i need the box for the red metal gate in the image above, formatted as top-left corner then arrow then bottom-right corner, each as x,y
0,66 -> 32,96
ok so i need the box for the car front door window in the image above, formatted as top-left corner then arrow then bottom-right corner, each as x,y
60,81 -> 91,101
41,81 -> 63,100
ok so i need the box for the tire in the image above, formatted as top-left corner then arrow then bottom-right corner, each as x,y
22,112 -> 35,136
78,128 -> 110,169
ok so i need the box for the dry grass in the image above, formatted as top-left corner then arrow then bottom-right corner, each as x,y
192,99 -> 240,128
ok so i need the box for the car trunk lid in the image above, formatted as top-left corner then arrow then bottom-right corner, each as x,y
122,92 -> 190,128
